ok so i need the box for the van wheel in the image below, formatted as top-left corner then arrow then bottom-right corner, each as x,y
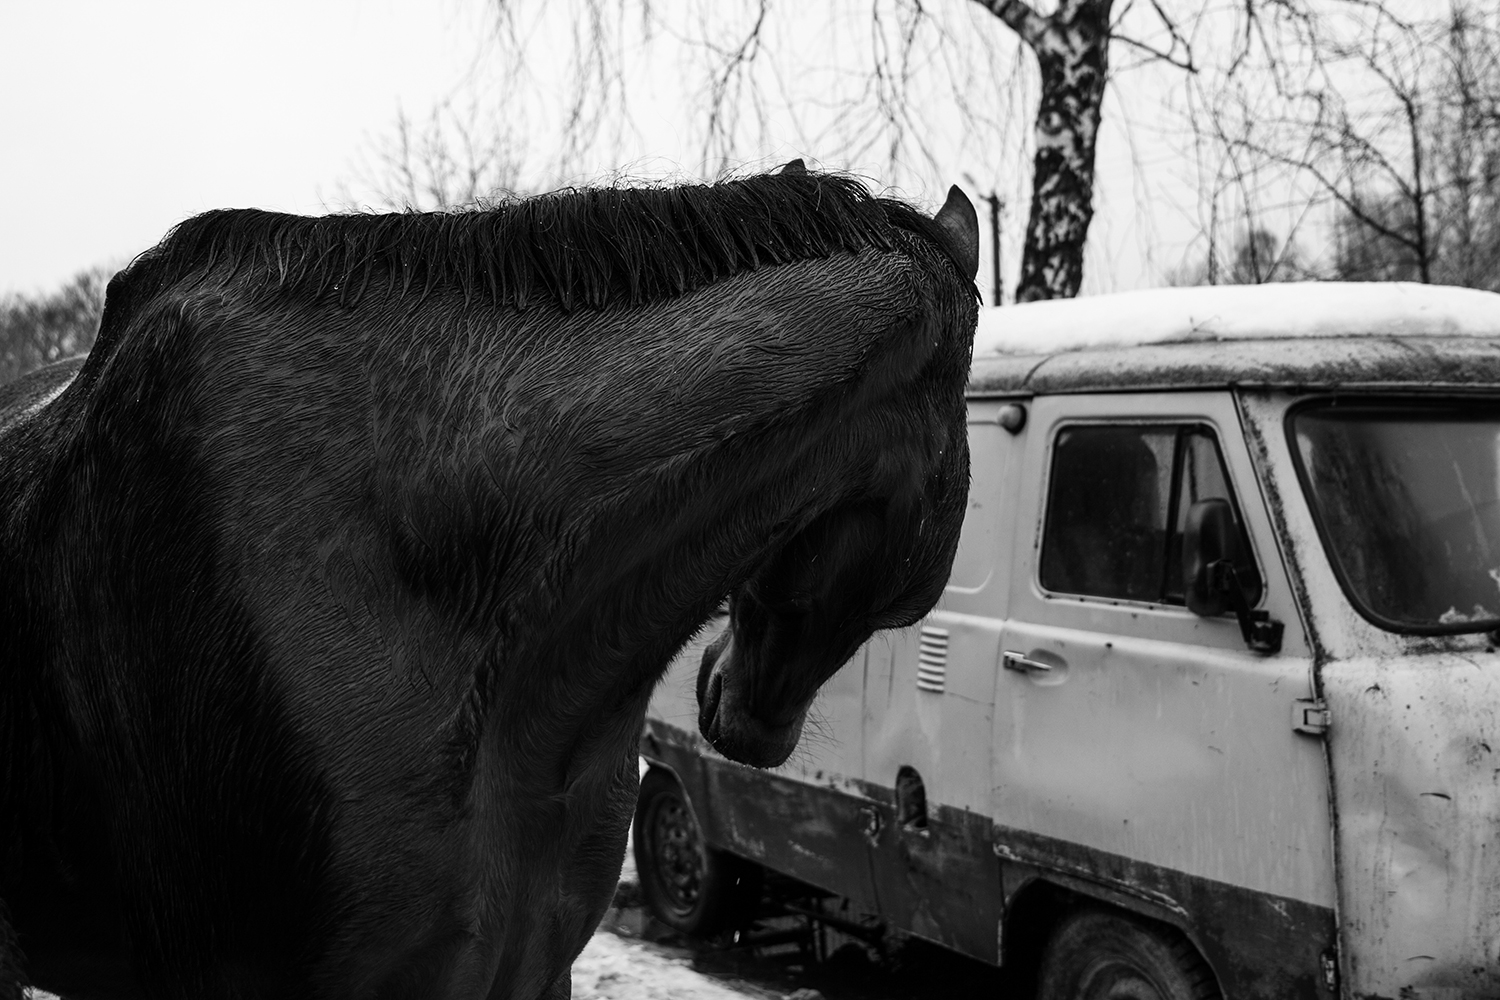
1037,909 -> 1221,1000
633,769 -> 759,936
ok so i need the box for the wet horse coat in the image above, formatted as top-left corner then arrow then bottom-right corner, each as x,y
0,169 -> 979,999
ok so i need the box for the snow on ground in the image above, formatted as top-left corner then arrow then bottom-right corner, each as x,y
572,933 -> 779,1000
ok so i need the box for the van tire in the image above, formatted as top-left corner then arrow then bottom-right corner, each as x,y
1037,909 -> 1221,1000
633,769 -> 759,937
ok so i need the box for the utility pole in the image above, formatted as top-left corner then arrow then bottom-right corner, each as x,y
984,192 -> 1003,306
962,175 -> 1004,306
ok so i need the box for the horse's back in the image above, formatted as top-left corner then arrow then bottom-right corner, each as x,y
0,357 -> 84,440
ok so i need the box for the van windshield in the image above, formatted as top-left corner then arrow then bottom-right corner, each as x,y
1292,402 -> 1500,633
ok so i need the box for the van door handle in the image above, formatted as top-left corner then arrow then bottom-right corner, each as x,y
1003,650 -> 1055,674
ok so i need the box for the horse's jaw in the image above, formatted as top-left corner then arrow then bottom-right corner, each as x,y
696,630 -> 809,769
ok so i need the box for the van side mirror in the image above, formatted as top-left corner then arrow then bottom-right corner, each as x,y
1184,499 -> 1240,616
1183,499 -> 1283,654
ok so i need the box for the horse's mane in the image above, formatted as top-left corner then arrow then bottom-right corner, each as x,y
110,170 -> 960,316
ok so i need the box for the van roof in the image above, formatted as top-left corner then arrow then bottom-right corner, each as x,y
969,282 -> 1500,396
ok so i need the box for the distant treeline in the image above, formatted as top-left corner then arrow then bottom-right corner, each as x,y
1,268 -> 111,385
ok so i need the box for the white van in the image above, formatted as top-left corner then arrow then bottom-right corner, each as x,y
635,282 -> 1500,1000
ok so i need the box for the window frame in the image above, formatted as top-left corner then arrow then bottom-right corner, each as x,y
1036,419 -> 1263,609
1285,394 -> 1500,637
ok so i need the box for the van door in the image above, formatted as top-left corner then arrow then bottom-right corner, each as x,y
992,392 -> 1338,998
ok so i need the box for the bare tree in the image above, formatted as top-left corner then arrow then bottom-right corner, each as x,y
1,268 -> 111,384
1168,226 -> 1309,285
342,99 -> 529,212
1186,1 -> 1500,289
485,0 -> 1201,302
1328,5 -> 1500,287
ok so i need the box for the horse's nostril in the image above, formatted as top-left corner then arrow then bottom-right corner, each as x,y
697,631 -> 729,707
698,665 -> 728,751
701,666 -> 723,722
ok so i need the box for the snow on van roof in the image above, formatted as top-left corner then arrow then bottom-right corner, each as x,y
973,281 -> 1500,358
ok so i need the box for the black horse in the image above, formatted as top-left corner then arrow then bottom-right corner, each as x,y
0,166 -> 979,999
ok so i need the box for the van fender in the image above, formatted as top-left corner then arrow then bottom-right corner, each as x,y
1000,872 -> 1221,996
1003,868 -> 1194,936
638,731 -> 720,851
636,757 -> 698,831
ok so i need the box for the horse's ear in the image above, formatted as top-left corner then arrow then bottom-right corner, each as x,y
780,159 -> 807,175
933,185 -> 980,282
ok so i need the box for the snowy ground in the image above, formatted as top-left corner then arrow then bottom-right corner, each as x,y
572,933 -> 784,1000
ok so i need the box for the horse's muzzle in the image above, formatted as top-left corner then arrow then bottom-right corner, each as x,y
697,634 -> 806,769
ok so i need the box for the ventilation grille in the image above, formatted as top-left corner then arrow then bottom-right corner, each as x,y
917,625 -> 949,693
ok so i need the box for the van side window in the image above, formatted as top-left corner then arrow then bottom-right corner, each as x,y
1039,424 -> 1261,605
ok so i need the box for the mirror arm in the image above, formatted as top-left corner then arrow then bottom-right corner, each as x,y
1207,560 -> 1284,655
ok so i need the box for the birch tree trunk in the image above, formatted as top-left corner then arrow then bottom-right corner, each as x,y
974,0 -> 1114,300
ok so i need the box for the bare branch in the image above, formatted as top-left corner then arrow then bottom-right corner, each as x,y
702,0 -> 771,170
1110,0 -> 1197,73
1112,32 -> 1196,72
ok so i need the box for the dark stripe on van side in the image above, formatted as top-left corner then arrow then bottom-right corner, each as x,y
641,721 -> 1335,1000
644,721 -> 1001,958
861,787 -> 1003,963
991,824 -> 1335,1000
644,721 -> 883,912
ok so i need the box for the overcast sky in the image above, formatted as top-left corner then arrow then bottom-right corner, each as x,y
1,0 -> 490,296
2,0 -> 1206,300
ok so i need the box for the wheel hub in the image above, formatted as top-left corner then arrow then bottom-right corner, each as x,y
650,795 -> 707,914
